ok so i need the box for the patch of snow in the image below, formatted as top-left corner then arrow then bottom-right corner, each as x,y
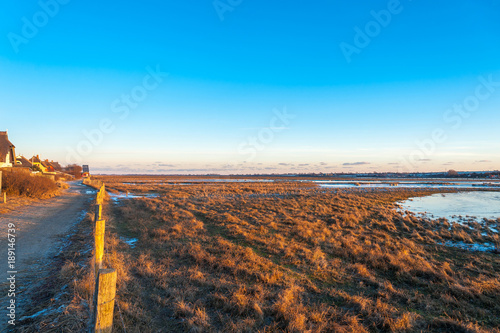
109,192 -> 158,202
20,308 -> 49,320
439,241 -> 498,253
20,303 -> 67,321
120,237 -> 138,248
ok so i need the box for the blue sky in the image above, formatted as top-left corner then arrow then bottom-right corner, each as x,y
1,0 -> 499,174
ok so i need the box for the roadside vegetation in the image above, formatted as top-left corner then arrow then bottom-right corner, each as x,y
1,169 -> 60,199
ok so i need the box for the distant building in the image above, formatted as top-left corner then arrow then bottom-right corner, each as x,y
16,155 -> 33,168
31,155 -> 47,173
82,165 -> 90,177
41,160 -> 56,173
0,131 -> 16,168
50,160 -> 63,171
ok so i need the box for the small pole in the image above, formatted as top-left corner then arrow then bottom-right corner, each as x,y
94,219 -> 105,276
95,204 -> 102,222
96,185 -> 105,205
91,268 -> 117,333
0,171 -> 4,204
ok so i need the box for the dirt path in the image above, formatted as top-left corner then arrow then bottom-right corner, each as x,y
0,181 -> 94,330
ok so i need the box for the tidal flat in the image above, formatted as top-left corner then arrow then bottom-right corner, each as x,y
71,175 -> 500,332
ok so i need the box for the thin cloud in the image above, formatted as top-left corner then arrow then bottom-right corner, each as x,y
343,162 -> 370,166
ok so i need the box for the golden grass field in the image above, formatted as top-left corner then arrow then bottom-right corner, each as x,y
25,176 -> 499,332
77,175 -> 499,332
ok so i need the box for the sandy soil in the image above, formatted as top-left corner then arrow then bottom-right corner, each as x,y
0,181 -> 94,330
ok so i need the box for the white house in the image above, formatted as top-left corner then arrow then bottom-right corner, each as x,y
0,131 -> 16,168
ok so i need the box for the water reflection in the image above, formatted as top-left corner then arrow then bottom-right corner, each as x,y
399,191 -> 500,222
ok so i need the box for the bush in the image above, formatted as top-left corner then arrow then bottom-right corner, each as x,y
1,169 -> 59,198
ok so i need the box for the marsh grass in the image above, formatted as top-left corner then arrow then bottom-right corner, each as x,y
95,176 -> 500,332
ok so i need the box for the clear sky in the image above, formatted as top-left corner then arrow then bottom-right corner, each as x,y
1,0 -> 499,174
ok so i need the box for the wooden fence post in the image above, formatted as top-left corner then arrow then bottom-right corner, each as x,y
0,171 -> 4,204
91,268 -> 117,333
96,185 -> 105,205
88,180 -> 117,331
95,204 -> 102,222
94,219 -> 105,276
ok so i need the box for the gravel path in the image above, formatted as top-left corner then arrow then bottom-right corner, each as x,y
0,181 -> 94,330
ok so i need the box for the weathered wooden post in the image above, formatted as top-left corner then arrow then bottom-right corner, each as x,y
96,185 -> 105,205
91,268 -> 117,333
0,170 -> 4,204
95,204 -> 102,222
94,219 -> 105,276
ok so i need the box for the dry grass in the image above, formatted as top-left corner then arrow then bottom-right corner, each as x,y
1,168 -> 59,199
0,169 -> 68,214
93,176 -> 500,331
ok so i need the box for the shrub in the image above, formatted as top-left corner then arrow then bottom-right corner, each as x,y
1,169 -> 59,198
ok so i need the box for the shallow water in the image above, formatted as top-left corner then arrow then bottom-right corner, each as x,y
118,179 -> 500,189
400,191 -> 500,253
122,179 -> 275,185
400,191 -> 500,222
318,180 -> 500,189
108,192 -> 159,202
